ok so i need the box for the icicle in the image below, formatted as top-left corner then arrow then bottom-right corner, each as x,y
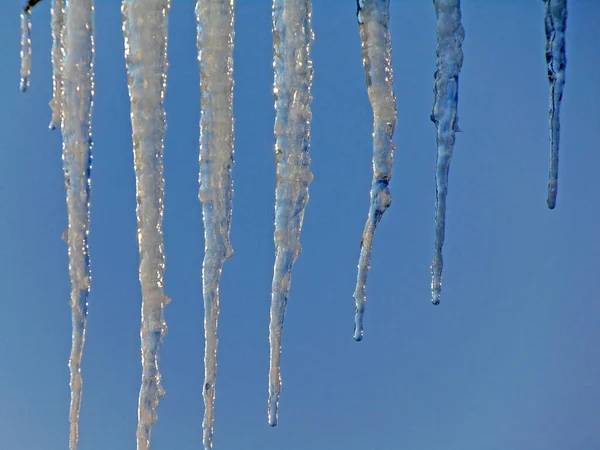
268,0 -> 314,427
20,10 -> 32,93
543,0 -> 567,209
352,0 -> 397,342
195,1 -> 235,449
61,0 -> 95,449
122,1 -> 171,449
50,0 -> 65,130
430,0 -> 464,305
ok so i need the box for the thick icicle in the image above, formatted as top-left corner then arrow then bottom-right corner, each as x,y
352,0 -> 397,342
195,1 -> 235,449
543,0 -> 567,209
19,10 -> 32,93
50,0 -> 65,130
268,0 -> 314,427
122,2 -> 171,449
430,0 -> 464,305
61,1 -> 95,449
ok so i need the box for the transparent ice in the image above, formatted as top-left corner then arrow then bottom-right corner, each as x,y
268,0 -> 314,427
544,0 -> 567,209
430,0 -> 464,306
195,0 -> 235,448
352,0 -> 397,342
122,1 -> 172,449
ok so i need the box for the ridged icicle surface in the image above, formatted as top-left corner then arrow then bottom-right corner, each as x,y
543,0 -> 567,209
122,1 -> 171,449
430,0 -> 464,306
195,0 -> 235,449
352,0 -> 397,342
268,0 -> 314,427
61,0 -> 95,448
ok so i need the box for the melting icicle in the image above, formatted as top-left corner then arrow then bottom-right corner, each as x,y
20,10 -> 32,93
268,0 -> 314,427
352,0 -> 397,342
195,1 -> 235,449
430,0 -> 464,305
50,0 -> 65,130
61,0 -> 95,448
544,0 -> 567,210
122,1 -> 171,449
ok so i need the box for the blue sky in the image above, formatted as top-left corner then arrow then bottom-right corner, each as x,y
1,1 -> 599,449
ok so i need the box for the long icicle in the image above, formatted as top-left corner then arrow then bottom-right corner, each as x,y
268,0 -> 314,427
122,2 -> 171,449
61,0 -> 95,448
19,9 -> 32,93
430,0 -> 464,306
50,0 -> 65,130
352,0 -> 397,342
195,1 -> 235,449
543,0 -> 567,209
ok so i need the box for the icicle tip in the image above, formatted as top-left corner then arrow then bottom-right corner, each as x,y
353,301 -> 365,341
547,180 -> 557,209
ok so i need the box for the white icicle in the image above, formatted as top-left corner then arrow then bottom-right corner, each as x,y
352,0 -> 397,342
50,0 -> 65,130
61,1 -> 95,449
195,1 -> 235,449
122,1 -> 171,449
268,0 -> 314,427
19,10 -> 32,93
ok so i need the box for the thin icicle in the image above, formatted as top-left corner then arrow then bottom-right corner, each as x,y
268,0 -> 314,427
20,10 -> 32,93
61,0 -> 95,449
50,0 -> 65,130
352,0 -> 397,342
122,2 -> 171,449
430,0 -> 464,305
544,0 -> 567,209
195,1 -> 235,449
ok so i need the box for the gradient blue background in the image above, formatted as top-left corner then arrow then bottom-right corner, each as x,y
1,1 -> 599,449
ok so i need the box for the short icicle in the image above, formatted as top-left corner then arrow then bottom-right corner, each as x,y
195,1 -> 235,449
543,0 -> 567,209
61,0 -> 95,448
122,1 -> 171,449
352,0 -> 397,342
50,0 -> 65,129
19,9 -> 32,93
268,0 -> 314,427
430,0 -> 464,306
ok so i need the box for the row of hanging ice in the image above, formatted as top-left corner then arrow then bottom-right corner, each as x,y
19,0 -> 567,449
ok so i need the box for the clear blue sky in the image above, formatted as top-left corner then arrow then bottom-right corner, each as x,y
1,1 -> 599,449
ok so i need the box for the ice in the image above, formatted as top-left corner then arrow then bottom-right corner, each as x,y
268,0 -> 314,427
20,11 -> 32,93
50,0 -> 65,130
195,0 -> 235,448
543,0 -> 567,209
60,0 -> 95,448
430,0 -> 464,306
122,1 -> 171,449
352,0 -> 397,342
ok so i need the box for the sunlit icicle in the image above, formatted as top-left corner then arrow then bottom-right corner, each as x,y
543,0 -> 567,209
61,0 -> 95,449
50,0 -> 65,129
195,1 -> 235,449
122,1 -> 171,449
430,0 -> 464,306
352,0 -> 397,342
19,10 -> 32,93
268,0 -> 314,427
